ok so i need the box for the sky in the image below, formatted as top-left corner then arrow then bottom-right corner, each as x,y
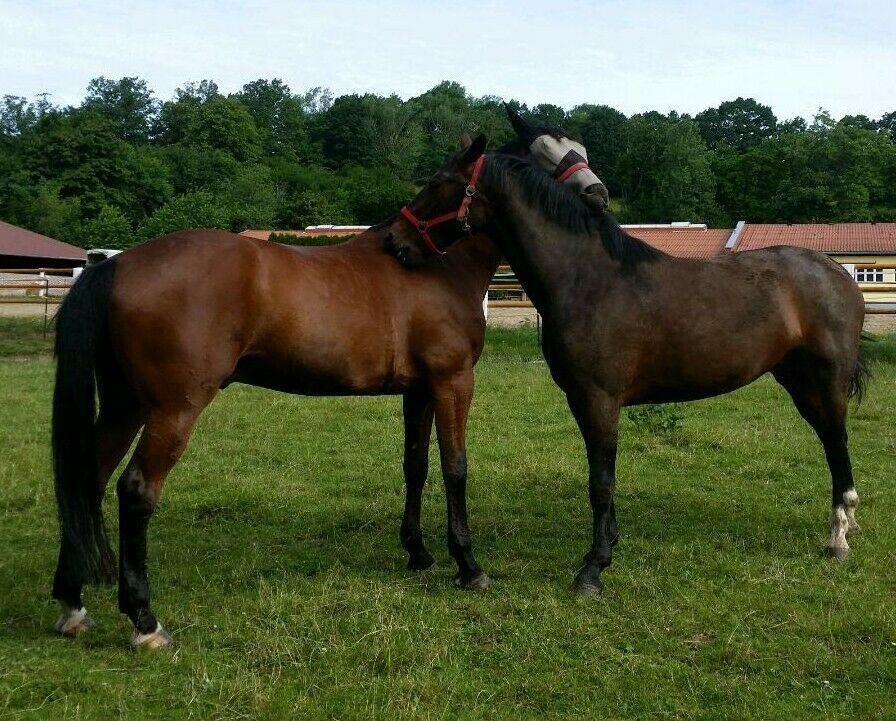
2,0 -> 895,121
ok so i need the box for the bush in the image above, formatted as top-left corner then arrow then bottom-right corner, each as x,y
137,191 -> 229,239
626,403 -> 685,434
269,232 -> 351,247
275,188 -> 353,229
78,204 -> 133,249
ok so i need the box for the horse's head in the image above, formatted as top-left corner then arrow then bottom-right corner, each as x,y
385,133 -> 489,267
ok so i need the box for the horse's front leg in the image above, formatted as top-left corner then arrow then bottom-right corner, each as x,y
400,389 -> 436,570
567,388 -> 620,596
432,370 -> 491,590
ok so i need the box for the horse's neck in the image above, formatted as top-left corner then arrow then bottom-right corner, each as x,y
448,233 -> 504,294
486,195 -> 611,316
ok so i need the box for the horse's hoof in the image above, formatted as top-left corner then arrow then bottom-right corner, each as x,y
571,564 -> 604,597
132,623 -> 174,651
55,606 -> 95,638
571,579 -> 603,597
825,545 -> 850,562
455,572 -> 493,591
407,550 -> 436,571
847,522 -> 861,537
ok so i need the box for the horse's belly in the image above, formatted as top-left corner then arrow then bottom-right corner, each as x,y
625,348 -> 779,405
228,353 -> 413,396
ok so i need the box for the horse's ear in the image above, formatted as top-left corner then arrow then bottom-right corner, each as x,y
505,103 -> 534,140
458,133 -> 472,150
458,133 -> 487,167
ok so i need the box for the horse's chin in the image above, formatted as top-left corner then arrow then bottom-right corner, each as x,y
387,243 -> 427,269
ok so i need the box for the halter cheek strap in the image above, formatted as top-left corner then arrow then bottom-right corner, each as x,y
400,154 -> 486,256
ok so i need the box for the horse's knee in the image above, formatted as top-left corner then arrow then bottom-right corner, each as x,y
116,464 -> 157,517
403,455 -> 428,485
442,456 -> 467,487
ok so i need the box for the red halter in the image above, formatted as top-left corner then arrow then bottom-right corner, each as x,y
400,154 -> 486,256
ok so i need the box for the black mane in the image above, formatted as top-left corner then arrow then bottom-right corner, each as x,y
482,154 -> 663,266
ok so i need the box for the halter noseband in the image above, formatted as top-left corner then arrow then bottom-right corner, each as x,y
400,154 -> 486,256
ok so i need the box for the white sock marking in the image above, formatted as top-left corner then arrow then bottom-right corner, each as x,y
55,604 -> 88,635
827,505 -> 850,552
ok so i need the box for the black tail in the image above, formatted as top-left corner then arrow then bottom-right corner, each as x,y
848,336 -> 873,405
52,259 -> 118,597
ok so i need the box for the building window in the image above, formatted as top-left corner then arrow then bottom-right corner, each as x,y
854,268 -> 885,283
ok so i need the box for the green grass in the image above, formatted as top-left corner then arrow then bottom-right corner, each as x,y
0,317 -> 53,358
1,325 -> 895,720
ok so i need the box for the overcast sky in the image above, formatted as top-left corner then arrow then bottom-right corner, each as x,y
2,0 -> 894,121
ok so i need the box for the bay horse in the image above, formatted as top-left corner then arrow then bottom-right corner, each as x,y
384,133 -> 868,595
52,223 -> 500,649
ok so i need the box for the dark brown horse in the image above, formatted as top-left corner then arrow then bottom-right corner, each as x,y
52,225 -> 500,649
385,134 -> 868,595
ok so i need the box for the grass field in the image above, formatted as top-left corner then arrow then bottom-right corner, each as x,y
1,320 -> 895,720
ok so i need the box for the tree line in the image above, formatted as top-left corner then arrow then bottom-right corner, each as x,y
2,77 -> 895,249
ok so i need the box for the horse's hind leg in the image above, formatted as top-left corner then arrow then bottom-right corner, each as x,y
117,403 -> 204,649
773,355 -> 858,560
400,389 -> 436,571
54,379 -> 142,638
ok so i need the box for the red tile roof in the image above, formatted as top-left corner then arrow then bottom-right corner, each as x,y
0,220 -> 86,261
734,223 -> 896,253
624,227 -> 733,258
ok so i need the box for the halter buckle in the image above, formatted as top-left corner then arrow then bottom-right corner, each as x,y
465,185 -> 476,197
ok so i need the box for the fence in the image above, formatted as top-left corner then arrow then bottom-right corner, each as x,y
0,268 -> 78,335
2,263 -> 893,336
487,263 -> 896,315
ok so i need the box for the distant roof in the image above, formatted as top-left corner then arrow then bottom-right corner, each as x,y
733,223 -> 896,253
0,220 -> 86,261
624,226 -> 733,258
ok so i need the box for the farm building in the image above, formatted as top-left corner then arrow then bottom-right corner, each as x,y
0,220 -> 86,269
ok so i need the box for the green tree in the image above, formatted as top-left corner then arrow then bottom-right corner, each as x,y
137,191 -> 230,239
878,111 -> 896,140
343,167 -> 414,223
838,114 -> 877,131
157,83 -> 261,161
19,109 -> 171,222
276,188 -> 353,228
79,204 -> 133,248
409,82 -> 473,178
82,76 -> 158,143
159,144 -> 240,194
617,114 -> 719,223
312,94 -> 372,168
530,103 -> 566,128
695,97 -> 777,151
2,96 -> 40,138
233,79 -> 310,160
566,104 -> 627,195
713,122 -> 896,223
221,164 -> 279,231
2,182 -> 84,244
